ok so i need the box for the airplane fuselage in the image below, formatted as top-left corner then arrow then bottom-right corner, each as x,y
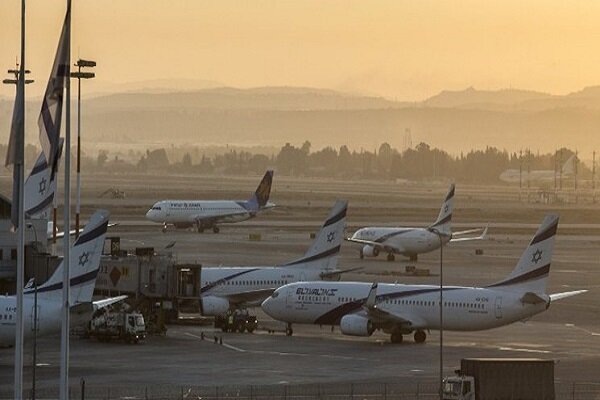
352,227 -> 451,257
262,281 -> 548,333
201,266 -> 329,308
0,295 -> 62,347
146,200 -> 255,226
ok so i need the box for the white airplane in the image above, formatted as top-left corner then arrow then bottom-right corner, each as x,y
146,170 -> 275,233
0,210 -> 125,346
199,200 -> 356,320
499,154 -> 576,183
347,184 -> 487,261
262,214 -> 587,342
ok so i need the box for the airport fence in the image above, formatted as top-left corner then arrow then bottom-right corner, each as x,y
9,380 -> 600,400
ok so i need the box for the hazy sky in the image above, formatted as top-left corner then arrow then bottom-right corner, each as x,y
2,0 -> 600,100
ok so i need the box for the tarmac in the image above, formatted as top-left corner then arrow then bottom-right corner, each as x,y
0,174 -> 599,396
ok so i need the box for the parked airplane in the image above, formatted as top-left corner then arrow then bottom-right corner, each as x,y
499,154 -> 576,183
262,214 -> 586,341
347,184 -> 486,261
0,210 -> 124,346
146,170 -> 275,233
199,200 -> 355,322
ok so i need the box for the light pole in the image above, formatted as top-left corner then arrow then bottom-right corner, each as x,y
24,223 -> 38,400
430,227 -> 448,400
70,59 -> 95,236
4,61 -> 33,400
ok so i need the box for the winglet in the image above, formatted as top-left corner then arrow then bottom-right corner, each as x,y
549,290 -> 587,302
365,283 -> 378,308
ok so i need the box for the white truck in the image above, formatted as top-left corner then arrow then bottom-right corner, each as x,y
443,358 -> 555,400
89,311 -> 146,344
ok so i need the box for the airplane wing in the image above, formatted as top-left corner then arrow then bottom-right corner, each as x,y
345,237 -> 399,253
549,290 -> 588,302
48,222 -> 118,240
360,283 -> 423,328
93,295 -> 128,311
449,225 -> 488,243
226,288 -> 276,305
319,267 -> 364,279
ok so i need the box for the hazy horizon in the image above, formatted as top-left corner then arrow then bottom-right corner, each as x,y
3,1 -> 600,101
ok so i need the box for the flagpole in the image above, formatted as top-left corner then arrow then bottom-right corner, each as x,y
59,0 -> 72,398
14,0 -> 26,398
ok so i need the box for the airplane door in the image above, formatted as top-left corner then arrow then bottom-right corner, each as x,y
286,288 -> 293,309
495,297 -> 503,319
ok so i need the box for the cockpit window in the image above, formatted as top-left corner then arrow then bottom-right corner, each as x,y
152,206 -> 162,211
271,291 -> 279,298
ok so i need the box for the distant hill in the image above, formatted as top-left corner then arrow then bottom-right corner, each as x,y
2,85 -> 600,154
422,87 -> 554,109
86,86 -> 404,111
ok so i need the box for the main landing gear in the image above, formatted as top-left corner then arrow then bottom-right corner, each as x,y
386,253 -> 395,262
389,330 -> 427,344
409,254 -> 418,262
197,225 -> 220,234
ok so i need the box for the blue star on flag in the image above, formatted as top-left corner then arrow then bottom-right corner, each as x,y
79,251 -> 90,267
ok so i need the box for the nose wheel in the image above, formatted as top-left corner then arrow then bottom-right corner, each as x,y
285,323 -> 293,336
213,226 -> 220,234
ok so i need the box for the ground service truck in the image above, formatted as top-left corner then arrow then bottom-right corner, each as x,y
89,311 -> 147,344
442,358 -> 555,400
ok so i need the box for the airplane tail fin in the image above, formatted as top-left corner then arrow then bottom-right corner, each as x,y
23,139 -> 64,220
428,184 -> 454,235
284,200 -> 347,271
246,170 -> 274,209
488,214 -> 558,293
27,210 -> 110,304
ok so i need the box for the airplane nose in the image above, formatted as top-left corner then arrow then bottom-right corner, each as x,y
261,297 -> 276,317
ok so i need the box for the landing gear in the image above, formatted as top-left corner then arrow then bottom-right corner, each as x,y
409,254 -> 418,262
197,226 -> 205,233
162,224 -> 167,233
390,331 -> 403,344
414,330 -> 426,343
213,226 -> 220,234
285,323 -> 293,337
386,253 -> 395,262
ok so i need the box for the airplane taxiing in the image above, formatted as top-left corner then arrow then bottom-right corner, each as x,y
0,210 -> 124,347
347,184 -> 486,261
262,214 -> 586,343
199,200 -> 356,327
146,170 -> 275,233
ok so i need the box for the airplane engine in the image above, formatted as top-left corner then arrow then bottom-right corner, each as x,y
362,245 -> 379,257
340,314 -> 375,336
199,296 -> 230,316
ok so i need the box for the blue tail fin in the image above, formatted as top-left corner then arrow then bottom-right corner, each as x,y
246,170 -> 274,209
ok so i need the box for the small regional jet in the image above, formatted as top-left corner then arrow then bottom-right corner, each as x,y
262,214 -> 586,342
346,184 -> 486,261
499,154 -> 576,183
146,170 -> 275,233
0,210 -> 126,346
198,200 -> 356,324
